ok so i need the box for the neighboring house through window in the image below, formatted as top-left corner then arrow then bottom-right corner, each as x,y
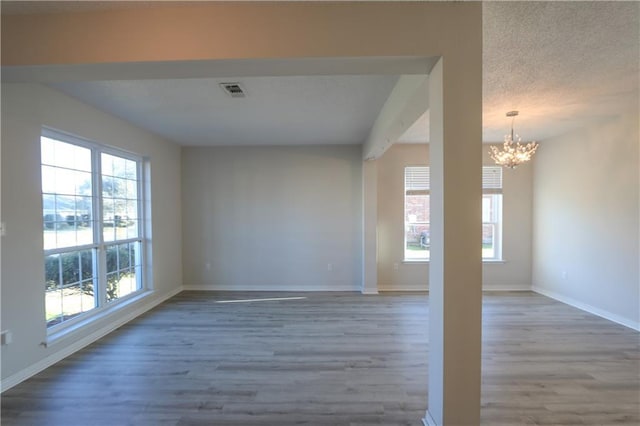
404,166 -> 503,261
404,166 -> 430,260
42,130 -> 146,330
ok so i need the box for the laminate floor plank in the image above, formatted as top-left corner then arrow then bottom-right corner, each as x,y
1,291 -> 638,425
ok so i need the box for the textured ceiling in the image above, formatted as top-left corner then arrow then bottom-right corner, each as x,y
482,1 -> 639,142
7,1 -> 638,145
51,76 -> 399,146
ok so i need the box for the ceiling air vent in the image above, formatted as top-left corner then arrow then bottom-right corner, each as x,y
219,82 -> 246,98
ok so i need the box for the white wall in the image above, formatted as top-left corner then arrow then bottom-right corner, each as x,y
532,112 -> 640,330
376,143 -> 533,291
377,144 -> 429,290
182,145 -> 363,291
1,83 -> 183,383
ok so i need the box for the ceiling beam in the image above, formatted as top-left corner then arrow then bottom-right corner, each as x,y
363,75 -> 429,160
1,57 -> 437,83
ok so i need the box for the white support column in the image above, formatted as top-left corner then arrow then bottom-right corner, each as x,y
424,56 -> 483,425
362,159 -> 378,294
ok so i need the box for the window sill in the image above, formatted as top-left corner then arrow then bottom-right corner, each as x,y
45,290 -> 152,347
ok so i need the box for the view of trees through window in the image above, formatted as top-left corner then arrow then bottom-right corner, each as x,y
482,194 -> 502,259
405,194 -> 430,260
42,134 -> 143,328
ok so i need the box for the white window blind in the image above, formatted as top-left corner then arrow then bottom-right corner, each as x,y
482,166 -> 503,194
405,166 -> 429,194
406,166 -> 501,193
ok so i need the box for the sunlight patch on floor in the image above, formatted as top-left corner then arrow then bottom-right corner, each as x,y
215,296 -> 307,304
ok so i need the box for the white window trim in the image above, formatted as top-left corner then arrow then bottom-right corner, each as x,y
482,166 -> 504,261
402,165 -> 505,263
482,197 -> 501,260
45,290 -> 153,346
41,128 -> 149,338
404,165 -> 430,262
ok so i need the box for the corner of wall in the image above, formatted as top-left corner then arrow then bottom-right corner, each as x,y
1,286 -> 183,393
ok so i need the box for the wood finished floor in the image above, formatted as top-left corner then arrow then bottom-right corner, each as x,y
1,291 -> 639,425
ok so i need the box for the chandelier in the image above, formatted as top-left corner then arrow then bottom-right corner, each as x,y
489,111 -> 539,169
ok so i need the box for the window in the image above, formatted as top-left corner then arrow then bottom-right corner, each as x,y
404,167 -> 430,260
403,166 -> 503,261
482,167 -> 503,260
42,131 -> 145,329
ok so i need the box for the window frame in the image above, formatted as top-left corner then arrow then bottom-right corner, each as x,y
402,165 -> 504,263
404,166 -> 430,262
41,128 -> 148,335
482,193 -> 503,261
481,166 -> 504,262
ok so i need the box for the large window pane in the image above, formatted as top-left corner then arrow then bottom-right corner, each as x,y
61,252 -> 80,286
41,165 -> 56,193
106,271 -> 138,303
119,243 -> 131,269
42,139 -> 93,251
102,153 -> 140,245
405,222 -> 430,260
44,254 -> 61,290
482,224 -> 495,259
404,167 -> 430,261
61,283 -> 83,321
41,136 -> 91,172
43,134 -> 144,329
44,250 -> 96,327
405,193 -> 430,260
102,155 -> 137,188
105,242 -> 140,302
41,137 -> 56,165
54,168 -> 77,195
75,171 -> 92,196
403,166 -> 503,262
43,194 -> 93,250
101,153 -> 139,241
111,156 -> 127,178
125,180 -> 136,199
124,158 -> 137,180
405,194 -> 429,222
45,288 -> 63,327
102,176 -> 128,198
482,193 -> 502,260
125,220 -> 139,240
126,199 -> 138,220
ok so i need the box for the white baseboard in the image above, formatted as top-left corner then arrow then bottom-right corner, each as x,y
379,288 -> 428,292
378,283 -> 428,292
1,286 -> 184,393
377,283 -> 531,292
532,286 -> 640,331
183,284 -> 359,292
482,283 -> 531,291
361,289 -> 379,295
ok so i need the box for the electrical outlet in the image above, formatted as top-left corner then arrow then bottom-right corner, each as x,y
327,263 -> 333,272
205,262 -> 212,271
0,222 -> 5,237
393,262 -> 399,271
562,271 -> 568,280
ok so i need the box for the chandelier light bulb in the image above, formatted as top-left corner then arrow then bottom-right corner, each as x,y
490,111 -> 539,169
